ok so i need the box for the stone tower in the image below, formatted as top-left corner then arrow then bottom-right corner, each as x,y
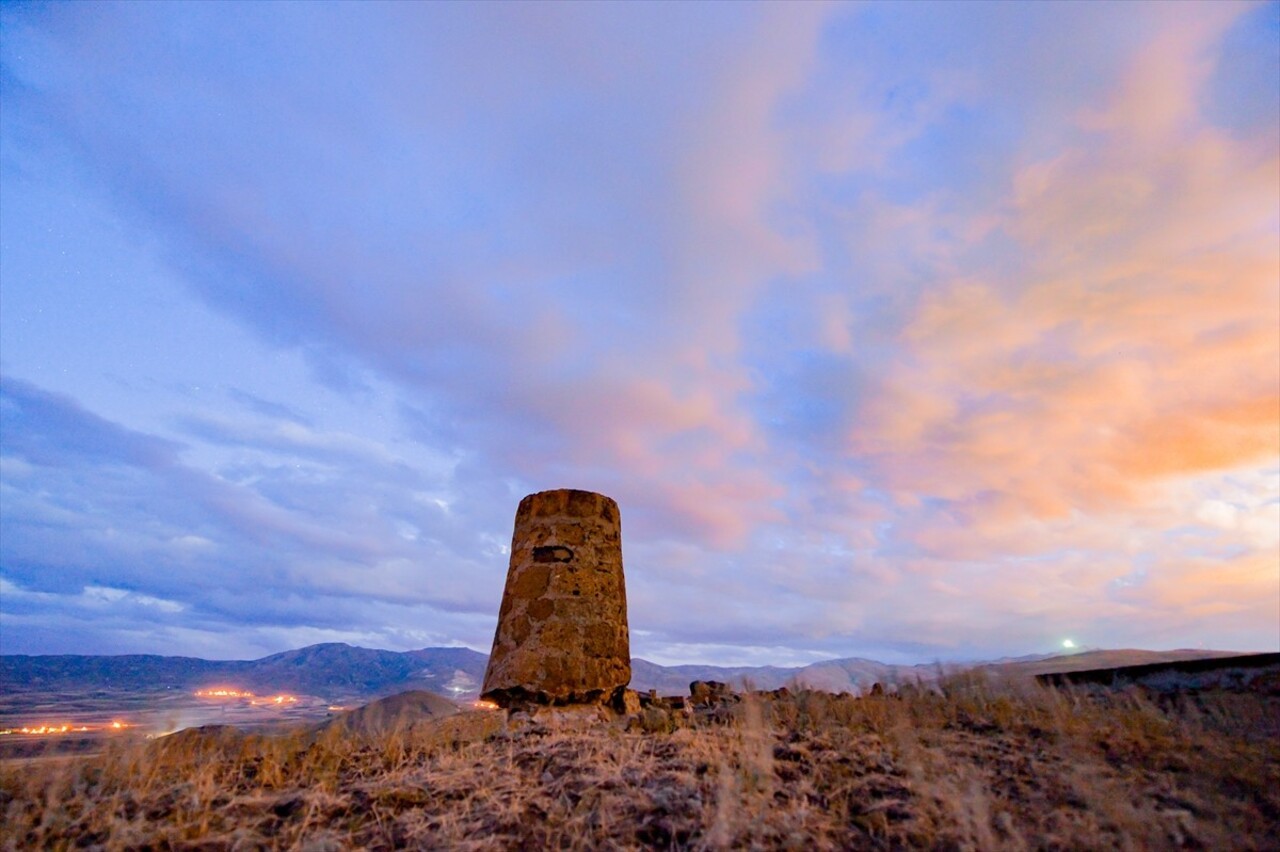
482,489 -> 630,707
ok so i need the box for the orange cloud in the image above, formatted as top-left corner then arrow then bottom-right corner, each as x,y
849,4 -> 1278,538
1138,550 -> 1279,614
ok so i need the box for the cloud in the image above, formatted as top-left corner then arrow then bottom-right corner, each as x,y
2,3 -> 840,555
0,378 -> 180,470
1,3 -> 1276,662
840,2 -> 1278,537
0,372 -> 509,646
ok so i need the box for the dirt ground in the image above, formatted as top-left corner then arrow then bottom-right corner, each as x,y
2,678 -> 1277,850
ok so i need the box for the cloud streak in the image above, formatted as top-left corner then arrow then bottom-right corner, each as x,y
1,2 -> 1276,664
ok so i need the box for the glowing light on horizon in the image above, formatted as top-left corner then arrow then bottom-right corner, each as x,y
195,688 -> 255,698
0,721 -> 135,736
195,688 -> 297,706
1062,639 -> 1076,649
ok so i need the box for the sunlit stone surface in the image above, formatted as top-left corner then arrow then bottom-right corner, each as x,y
481,489 -> 630,707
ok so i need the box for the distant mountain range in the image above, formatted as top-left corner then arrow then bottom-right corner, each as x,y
0,643 -> 1243,702
0,644 -> 488,701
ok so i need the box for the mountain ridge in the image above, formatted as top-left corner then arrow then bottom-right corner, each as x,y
0,643 -> 1245,701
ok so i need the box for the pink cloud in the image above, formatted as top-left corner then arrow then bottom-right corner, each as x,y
848,5 -> 1278,541
1076,2 -> 1244,144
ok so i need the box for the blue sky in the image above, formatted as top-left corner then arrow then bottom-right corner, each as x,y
2,1 -> 1277,665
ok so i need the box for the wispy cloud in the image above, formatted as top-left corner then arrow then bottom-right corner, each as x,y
1,2 -> 1275,662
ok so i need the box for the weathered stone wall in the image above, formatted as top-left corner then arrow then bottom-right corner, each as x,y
481,489 -> 630,707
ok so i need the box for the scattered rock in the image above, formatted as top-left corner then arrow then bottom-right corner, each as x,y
613,688 -> 642,716
689,680 -> 733,707
509,704 -> 613,731
635,706 -> 676,734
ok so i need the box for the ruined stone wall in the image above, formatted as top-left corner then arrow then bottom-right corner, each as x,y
482,489 -> 630,707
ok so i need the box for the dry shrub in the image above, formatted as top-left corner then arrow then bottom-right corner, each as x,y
2,683 -> 1276,850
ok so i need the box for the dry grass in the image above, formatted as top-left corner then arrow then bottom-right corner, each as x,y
2,676 -> 1277,850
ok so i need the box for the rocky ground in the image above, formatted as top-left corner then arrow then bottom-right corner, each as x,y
2,675 -> 1277,850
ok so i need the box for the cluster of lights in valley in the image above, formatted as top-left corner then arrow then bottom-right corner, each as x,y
1,685 -> 500,737
1,687 -> 300,737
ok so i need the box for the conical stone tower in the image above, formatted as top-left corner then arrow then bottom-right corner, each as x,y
482,489 -> 630,707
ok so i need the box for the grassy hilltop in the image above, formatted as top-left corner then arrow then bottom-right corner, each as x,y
3,673 -> 1277,850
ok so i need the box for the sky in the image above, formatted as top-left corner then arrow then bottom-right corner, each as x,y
1,1 -> 1277,667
